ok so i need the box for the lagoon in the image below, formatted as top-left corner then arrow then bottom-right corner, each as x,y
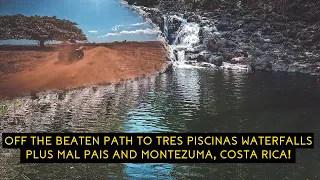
1,69 -> 320,179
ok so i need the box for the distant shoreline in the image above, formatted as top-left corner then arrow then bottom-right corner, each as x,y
0,41 -> 171,99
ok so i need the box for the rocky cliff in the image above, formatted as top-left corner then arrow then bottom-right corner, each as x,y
124,0 -> 320,75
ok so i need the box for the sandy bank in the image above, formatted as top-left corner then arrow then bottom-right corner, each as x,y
0,42 -> 171,99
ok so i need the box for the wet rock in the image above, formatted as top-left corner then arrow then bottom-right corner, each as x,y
199,25 -> 217,44
134,4 -> 320,75
312,32 -> 320,43
273,14 -> 288,22
216,21 -> 230,31
186,53 -> 199,61
200,63 -> 216,68
201,25 -> 217,35
206,39 -> 219,52
235,20 -> 244,29
301,11 -> 318,23
221,32 -> 234,39
163,62 -> 173,73
259,43 -> 272,51
244,24 -> 258,32
184,12 -> 202,23
200,19 -> 212,27
186,45 -> 203,54
197,51 -> 211,62
298,32 -> 309,41
123,0 -> 320,75
225,40 -> 237,48
208,55 -> 224,66
197,54 -> 206,62
217,38 -> 227,47
165,15 -> 185,44
222,52 -> 233,62
303,40 -> 314,47
292,45 -> 304,52
231,56 -> 246,64
234,50 -> 248,58
272,60 -> 289,71
251,56 -> 273,71
270,22 -> 287,31
272,34 -> 286,44
223,13 -> 232,19
243,15 -> 260,24
261,26 -> 274,35
282,29 -> 297,38
216,37 -> 236,48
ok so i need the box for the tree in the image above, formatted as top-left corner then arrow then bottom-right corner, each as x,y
0,14 -> 87,47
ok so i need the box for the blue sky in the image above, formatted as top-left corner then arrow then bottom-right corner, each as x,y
0,0 -> 158,44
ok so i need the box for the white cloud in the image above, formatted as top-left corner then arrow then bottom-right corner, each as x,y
111,25 -> 121,32
131,22 -> 146,26
103,33 -> 120,36
111,22 -> 147,32
103,28 -> 158,37
88,30 -> 98,33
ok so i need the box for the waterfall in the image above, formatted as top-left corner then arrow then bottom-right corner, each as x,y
173,22 -> 200,49
170,21 -> 201,68
163,16 -> 169,39
177,50 -> 185,64
162,14 -> 249,71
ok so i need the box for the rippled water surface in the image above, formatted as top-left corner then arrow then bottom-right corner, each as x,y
1,68 -> 320,179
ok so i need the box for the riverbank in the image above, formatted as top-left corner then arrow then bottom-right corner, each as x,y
0,41 -> 171,99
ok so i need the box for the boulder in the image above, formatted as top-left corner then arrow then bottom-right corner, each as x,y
184,12 -> 202,23
208,55 -> 224,66
164,15 -> 185,44
216,21 -> 230,31
206,39 -> 219,52
252,56 -> 273,71
312,32 -> 320,43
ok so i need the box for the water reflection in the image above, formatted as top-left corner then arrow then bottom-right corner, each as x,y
124,75 -> 170,133
1,69 -> 320,179
175,68 -> 201,112
123,74 -> 175,179
124,163 -> 174,180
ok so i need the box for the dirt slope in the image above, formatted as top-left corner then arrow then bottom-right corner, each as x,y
0,42 -> 168,99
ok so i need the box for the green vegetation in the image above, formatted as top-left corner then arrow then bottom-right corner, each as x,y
0,14 -> 87,47
0,100 -> 21,116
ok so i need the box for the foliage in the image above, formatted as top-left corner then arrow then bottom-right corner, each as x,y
0,14 -> 87,46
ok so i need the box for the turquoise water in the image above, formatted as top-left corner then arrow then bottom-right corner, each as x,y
0,0 -> 158,44
1,69 -> 320,179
